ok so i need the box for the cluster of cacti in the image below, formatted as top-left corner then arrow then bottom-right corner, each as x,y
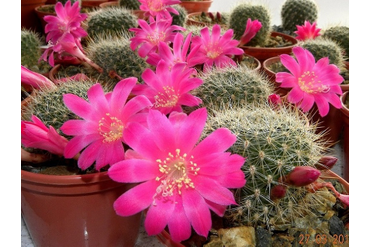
281,0 -> 318,33
322,26 -> 349,60
170,4 -> 188,27
21,29 -> 50,73
192,65 -> 274,109
202,103 -> 329,230
228,3 -> 271,47
119,0 -> 141,9
298,38 -> 345,69
22,79 -> 99,132
85,34 -> 150,90
86,7 -> 138,39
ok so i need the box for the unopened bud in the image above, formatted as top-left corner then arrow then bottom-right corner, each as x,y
338,194 -> 349,207
285,166 -> 321,187
216,12 -> 222,21
270,184 -> 287,200
268,94 -> 282,107
315,156 -> 338,170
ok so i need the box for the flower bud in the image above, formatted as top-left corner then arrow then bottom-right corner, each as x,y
338,194 -> 349,207
270,184 -> 287,200
314,156 -> 338,170
268,94 -> 282,106
285,166 -> 321,187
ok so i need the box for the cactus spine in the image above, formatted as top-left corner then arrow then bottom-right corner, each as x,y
203,103 -> 329,230
170,5 -> 188,27
281,0 -> 318,33
119,0 -> 141,10
322,26 -> 349,61
228,3 -> 271,47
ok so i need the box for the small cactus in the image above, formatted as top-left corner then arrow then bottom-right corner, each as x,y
22,79 -> 100,132
228,3 -> 271,47
298,38 -> 345,69
119,0 -> 141,10
170,4 -> 188,27
85,33 -> 150,89
192,65 -> 274,109
86,7 -> 138,39
281,0 -> 318,33
322,26 -> 349,60
203,103 -> 328,230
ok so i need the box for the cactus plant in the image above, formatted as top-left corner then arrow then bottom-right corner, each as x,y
202,103 -> 330,230
281,0 -> 318,33
298,38 -> 345,69
119,0 -> 141,10
322,26 -> 349,60
228,3 -> 271,47
170,4 -> 188,27
85,33 -> 150,90
86,7 -> 138,39
192,65 -> 274,109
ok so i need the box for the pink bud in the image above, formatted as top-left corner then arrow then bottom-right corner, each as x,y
268,94 -> 282,106
338,194 -> 349,207
271,184 -> 287,200
239,18 -> 262,46
285,166 -> 321,187
315,156 -> 338,170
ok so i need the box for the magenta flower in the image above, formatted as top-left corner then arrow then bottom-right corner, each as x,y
108,108 -> 246,242
21,115 -> 69,156
60,78 -> 152,170
129,17 -> 185,58
146,32 -> 199,69
276,46 -> 343,117
239,18 -> 262,46
294,21 -> 321,41
187,24 -> 244,72
21,65 -> 56,89
138,0 -> 180,18
44,0 -> 88,46
131,60 -> 203,115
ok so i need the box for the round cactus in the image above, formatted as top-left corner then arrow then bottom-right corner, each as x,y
322,26 -> 349,60
203,103 -> 328,230
85,33 -> 150,90
22,79 -> 99,132
86,7 -> 138,39
192,65 -> 274,109
170,4 -> 188,27
119,0 -> 141,10
298,38 -> 345,69
228,3 -> 271,47
21,29 -> 50,73
281,0 -> 318,33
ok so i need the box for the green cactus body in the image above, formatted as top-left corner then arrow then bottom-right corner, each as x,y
203,104 -> 328,230
228,3 -> 271,47
21,29 -> 45,72
119,0 -> 141,10
281,0 -> 318,33
86,7 -> 138,39
171,5 -> 188,27
22,79 -> 99,132
322,26 -> 349,60
86,34 -> 149,89
299,38 -> 345,69
193,65 -> 274,109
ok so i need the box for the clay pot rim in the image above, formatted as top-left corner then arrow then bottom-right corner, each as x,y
340,91 -> 349,116
241,31 -> 298,51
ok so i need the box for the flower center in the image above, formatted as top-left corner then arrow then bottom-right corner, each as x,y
154,149 -> 199,200
98,113 -> 124,143
147,0 -> 164,12
206,44 -> 222,59
298,71 -> 330,94
154,86 -> 179,108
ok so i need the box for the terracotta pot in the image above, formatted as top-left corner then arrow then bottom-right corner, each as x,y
234,54 -> 261,72
81,0 -> 108,7
21,169 -> 142,247
185,11 -> 227,28
240,31 -> 298,63
179,0 -> 213,14
99,0 -> 118,8
156,169 -> 349,247
34,4 -> 56,33
21,0 -> 48,34
339,91 -> 349,182
261,56 -> 290,96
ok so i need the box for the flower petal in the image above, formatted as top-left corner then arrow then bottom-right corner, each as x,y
108,159 -> 160,183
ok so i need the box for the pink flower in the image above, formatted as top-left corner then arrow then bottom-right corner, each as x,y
239,18 -> 262,46
146,32 -> 199,69
267,93 -> 282,106
138,0 -> 180,18
294,21 -> 321,41
21,115 -> 69,156
21,65 -> 56,89
129,17 -> 185,58
276,46 -> 343,117
108,108 -> 246,242
131,60 -> 203,115
44,0 -> 88,45
60,78 -> 152,170
187,24 -> 244,72
285,166 -> 321,187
